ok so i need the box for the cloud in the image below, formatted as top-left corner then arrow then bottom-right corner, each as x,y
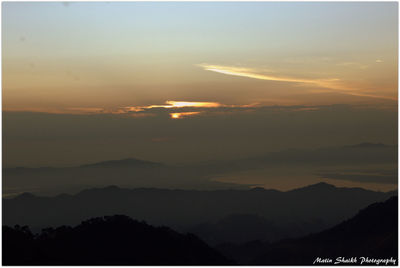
1,101 -> 257,117
317,171 -> 396,184
119,100 -> 259,119
197,64 -> 396,101
336,62 -> 369,69
2,107 -> 108,115
123,101 -> 223,112
3,101 -> 394,119
198,64 -> 338,85
67,107 -> 106,113
170,111 -> 201,119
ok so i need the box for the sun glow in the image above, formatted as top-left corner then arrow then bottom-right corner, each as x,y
170,112 -> 201,119
5,101 -> 259,116
166,101 -> 221,108
123,101 -> 222,112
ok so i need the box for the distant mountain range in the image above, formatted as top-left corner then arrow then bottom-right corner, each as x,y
79,158 -> 163,168
3,142 -> 397,196
4,182 -> 396,245
218,196 -> 398,265
3,215 -> 231,265
3,156 -> 248,196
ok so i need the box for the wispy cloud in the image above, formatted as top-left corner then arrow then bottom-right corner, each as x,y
198,63 -> 339,87
336,62 -> 369,69
2,107 -> 108,115
197,64 -> 396,101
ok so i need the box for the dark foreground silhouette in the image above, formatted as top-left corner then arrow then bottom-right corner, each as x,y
4,182 -> 395,245
3,215 -> 232,265
218,196 -> 398,265
3,197 -> 397,265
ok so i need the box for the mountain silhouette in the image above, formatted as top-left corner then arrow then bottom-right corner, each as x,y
187,213 -> 299,245
3,215 -> 232,265
3,183 -> 395,244
4,198 -> 396,265
345,142 -> 389,148
218,197 -> 398,265
4,143 -> 396,196
79,158 -> 162,168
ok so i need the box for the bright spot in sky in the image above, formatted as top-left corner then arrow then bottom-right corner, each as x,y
124,101 -> 222,112
171,113 -> 180,119
169,112 -> 201,119
166,101 -> 221,108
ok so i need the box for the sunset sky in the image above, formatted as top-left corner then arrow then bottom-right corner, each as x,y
2,2 -> 398,191
3,2 -> 397,112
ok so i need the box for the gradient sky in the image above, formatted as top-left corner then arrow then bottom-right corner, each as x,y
2,2 -> 398,191
3,2 -> 398,113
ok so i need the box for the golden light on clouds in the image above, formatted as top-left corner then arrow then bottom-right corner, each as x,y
170,112 -> 201,119
198,64 -> 339,85
122,100 -> 259,119
166,101 -> 221,108
124,101 -> 222,112
3,100 -> 259,116
171,113 -> 180,119
122,101 -> 257,113
198,64 -> 397,101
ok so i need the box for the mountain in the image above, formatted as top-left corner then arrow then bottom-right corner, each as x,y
3,215 -> 232,265
187,213 -> 326,245
218,197 -> 398,265
3,158 -> 246,197
79,158 -> 162,168
188,214 -> 284,245
4,143 -> 397,196
345,142 -> 389,148
216,240 -> 271,264
4,198 -> 396,265
3,183 -> 395,244
241,143 -> 398,166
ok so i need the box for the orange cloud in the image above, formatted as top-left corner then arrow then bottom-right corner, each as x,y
198,64 -> 396,101
170,111 -> 201,119
122,100 -> 258,113
123,101 -> 222,112
3,100 -> 260,117
198,63 -> 339,86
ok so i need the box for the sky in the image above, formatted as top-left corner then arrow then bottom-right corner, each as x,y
2,2 -> 398,191
3,2 -> 398,112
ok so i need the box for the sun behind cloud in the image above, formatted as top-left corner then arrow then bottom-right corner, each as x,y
170,111 -> 201,119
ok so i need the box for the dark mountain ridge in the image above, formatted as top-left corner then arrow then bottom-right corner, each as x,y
79,158 -> 162,168
3,215 -> 231,265
4,197 -> 397,265
251,196 -> 398,264
4,183 -> 396,245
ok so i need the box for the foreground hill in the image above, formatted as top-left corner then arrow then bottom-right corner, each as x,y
4,198 -> 397,265
218,197 -> 398,265
3,215 -> 231,265
3,183 -> 395,244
